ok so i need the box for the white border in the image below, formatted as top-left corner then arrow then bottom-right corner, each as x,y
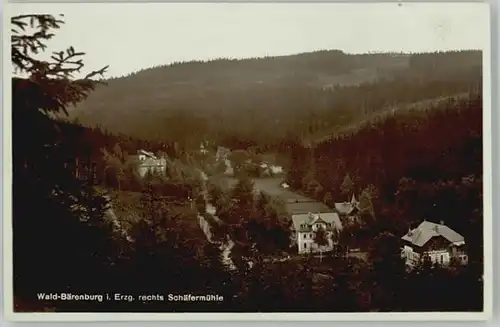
2,1 -> 493,322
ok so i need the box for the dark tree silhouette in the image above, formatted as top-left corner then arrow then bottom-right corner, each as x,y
368,232 -> 406,311
314,225 -> 329,262
11,14 -> 115,311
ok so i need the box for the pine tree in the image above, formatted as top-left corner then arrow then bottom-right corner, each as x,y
359,185 -> 378,221
340,173 -> 355,198
11,14 -> 116,310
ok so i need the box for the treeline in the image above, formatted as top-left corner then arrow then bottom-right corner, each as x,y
71,50 -> 481,149
112,49 -> 478,82
112,50 -> 389,81
59,120 -> 178,160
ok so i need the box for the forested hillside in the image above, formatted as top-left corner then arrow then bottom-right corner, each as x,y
69,50 -> 481,149
285,91 -> 483,270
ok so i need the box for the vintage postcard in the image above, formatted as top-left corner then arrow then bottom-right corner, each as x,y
2,1 -> 492,322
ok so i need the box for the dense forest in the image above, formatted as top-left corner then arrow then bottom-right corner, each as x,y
285,93 -> 483,257
11,14 -> 484,313
69,49 -> 481,150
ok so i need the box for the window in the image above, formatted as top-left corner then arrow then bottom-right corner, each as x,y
304,243 -> 307,249
304,234 -> 307,239
440,255 -> 444,264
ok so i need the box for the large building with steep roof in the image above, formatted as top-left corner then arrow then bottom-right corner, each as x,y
401,220 -> 468,267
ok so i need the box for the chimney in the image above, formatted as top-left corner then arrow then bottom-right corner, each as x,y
440,220 -> 444,225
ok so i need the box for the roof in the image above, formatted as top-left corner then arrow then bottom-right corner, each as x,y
335,202 -> 357,215
334,194 -> 359,215
401,220 -> 465,248
138,149 -> 156,158
292,212 -> 342,232
285,201 -> 332,215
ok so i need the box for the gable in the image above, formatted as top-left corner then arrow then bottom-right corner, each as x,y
423,235 -> 453,251
291,212 -> 342,232
335,202 -> 355,215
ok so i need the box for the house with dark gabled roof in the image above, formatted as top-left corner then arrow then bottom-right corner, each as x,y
401,220 -> 468,267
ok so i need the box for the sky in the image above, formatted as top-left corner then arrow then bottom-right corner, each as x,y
7,2 -> 490,78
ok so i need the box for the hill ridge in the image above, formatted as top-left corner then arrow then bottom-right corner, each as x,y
70,49 -> 482,148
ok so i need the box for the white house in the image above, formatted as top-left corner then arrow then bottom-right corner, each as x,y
291,212 -> 343,254
260,162 -> 284,176
267,164 -> 284,175
401,220 -> 468,267
131,149 -> 167,177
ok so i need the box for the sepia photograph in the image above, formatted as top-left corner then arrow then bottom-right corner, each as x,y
3,1 -> 492,321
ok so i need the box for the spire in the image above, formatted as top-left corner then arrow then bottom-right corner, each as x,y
351,193 -> 357,204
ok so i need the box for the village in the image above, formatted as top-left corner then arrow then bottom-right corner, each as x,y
88,141 -> 469,273
207,145 -> 468,270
